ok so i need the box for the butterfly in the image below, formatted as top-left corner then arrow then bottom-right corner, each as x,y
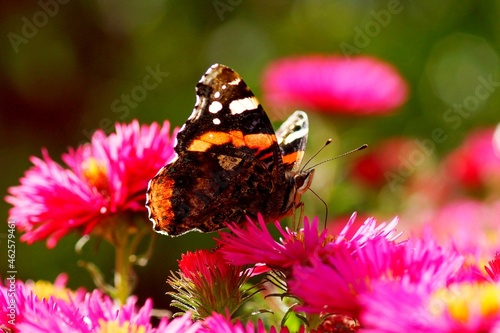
146,64 -> 314,236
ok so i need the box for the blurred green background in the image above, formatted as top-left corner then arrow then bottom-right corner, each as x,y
1,0 -> 499,311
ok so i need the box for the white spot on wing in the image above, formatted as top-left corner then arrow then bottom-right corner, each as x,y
214,91 -> 221,99
222,84 -> 227,90
213,118 -> 221,125
228,77 -> 241,85
209,101 -> 223,113
281,127 -> 309,145
187,107 -> 202,121
229,96 -> 259,115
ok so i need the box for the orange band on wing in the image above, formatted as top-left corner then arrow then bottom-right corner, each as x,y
188,131 -> 275,152
188,140 -> 212,152
147,174 -> 175,231
244,133 -> 276,151
282,151 -> 302,166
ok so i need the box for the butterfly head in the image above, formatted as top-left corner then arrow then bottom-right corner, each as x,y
290,168 -> 315,209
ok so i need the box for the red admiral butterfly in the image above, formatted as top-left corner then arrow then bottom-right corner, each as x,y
146,64 -> 314,236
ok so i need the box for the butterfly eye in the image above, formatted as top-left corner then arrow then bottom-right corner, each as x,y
294,170 -> 315,194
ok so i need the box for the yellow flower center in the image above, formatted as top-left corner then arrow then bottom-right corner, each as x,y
30,280 -> 72,302
98,320 -> 147,333
430,282 -> 500,323
82,158 -> 109,193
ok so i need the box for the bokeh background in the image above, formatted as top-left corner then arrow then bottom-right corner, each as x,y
2,0 -> 500,312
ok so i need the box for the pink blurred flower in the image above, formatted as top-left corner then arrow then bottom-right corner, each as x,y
262,55 -> 408,115
6,120 -> 176,248
1,276 -> 185,333
443,127 -> 500,189
360,280 -> 500,332
486,253 -> 500,282
289,234 -> 463,318
349,138 -> 419,188
418,199 -> 500,258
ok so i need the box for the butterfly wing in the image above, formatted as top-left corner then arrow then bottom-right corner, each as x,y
146,64 -> 287,236
275,110 -> 309,173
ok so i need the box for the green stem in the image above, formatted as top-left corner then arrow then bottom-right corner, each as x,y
112,220 -> 153,304
114,230 -> 132,304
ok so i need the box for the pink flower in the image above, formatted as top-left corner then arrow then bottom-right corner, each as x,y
5,120 -> 176,248
262,55 -> 408,115
1,276 -> 187,333
485,253 -> 500,282
417,200 -> 500,259
443,127 -> 500,189
218,213 -> 401,273
20,292 -> 192,332
360,280 -> 500,332
359,282 -> 442,332
289,234 -> 463,318
218,215 -> 326,270
168,249 -> 251,319
155,312 -> 202,333
1,274 -> 87,332
199,312 -> 301,333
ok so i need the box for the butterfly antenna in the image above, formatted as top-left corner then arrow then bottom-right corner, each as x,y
308,188 -> 328,229
300,139 -> 333,172
304,144 -> 368,172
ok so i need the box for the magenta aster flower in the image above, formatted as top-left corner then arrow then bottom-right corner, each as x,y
262,55 -> 408,115
6,120 -> 176,248
417,199 -> 500,259
1,278 -> 179,333
361,280 -> 500,332
359,282 -> 442,332
168,249 -> 254,320
1,274 -> 89,332
199,312 -> 302,333
289,233 -> 463,318
218,213 -> 401,272
218,215 -> 326,270
20,291 -> 173,332
155,312 -> 202,333
486,253 -> 500,282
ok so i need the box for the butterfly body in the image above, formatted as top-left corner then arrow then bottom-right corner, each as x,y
146,64 -> 313,236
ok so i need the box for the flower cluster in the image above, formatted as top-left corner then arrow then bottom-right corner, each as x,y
4,53 -> 500,332
0,274 -> 172,333
167,249 -> 259,320
0,274 -> 298,333
210,213 -> 500,331
6,120 -> 176,248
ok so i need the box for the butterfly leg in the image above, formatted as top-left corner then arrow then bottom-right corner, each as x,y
291,201 -> 305,232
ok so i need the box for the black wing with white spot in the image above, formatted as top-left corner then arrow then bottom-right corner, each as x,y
275,110 -> 309,172
174,64 -> 276,153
